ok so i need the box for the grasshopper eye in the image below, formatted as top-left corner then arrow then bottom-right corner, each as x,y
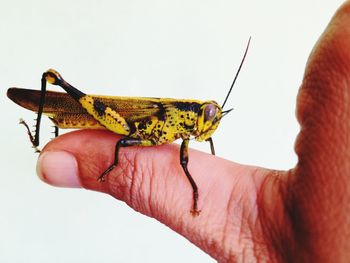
196,102 -> 222,141
204,103 -> 218,122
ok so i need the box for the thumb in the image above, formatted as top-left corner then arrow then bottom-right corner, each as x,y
283,1 -> 350,261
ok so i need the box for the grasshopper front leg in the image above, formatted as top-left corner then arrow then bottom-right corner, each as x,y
100,137 -> 201,216
206,137 -> 215,155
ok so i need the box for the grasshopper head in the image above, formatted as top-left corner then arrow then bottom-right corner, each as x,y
195,101 -> 223,141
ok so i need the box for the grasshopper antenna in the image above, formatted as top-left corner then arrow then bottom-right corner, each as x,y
221,36 -> 251,109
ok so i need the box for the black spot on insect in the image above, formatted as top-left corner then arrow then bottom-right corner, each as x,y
173,102 -> 201,113
155,103 -> 166,121
128,122 -> 137,134
93,100 -> 106,116
138,122 -> 146,130
184,123 -> 195,130
180,114 -> 184,118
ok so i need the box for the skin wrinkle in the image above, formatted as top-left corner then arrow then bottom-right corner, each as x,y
250,209 -> 265,260
251,195 -> 268,260
79,151 -> 111,193
199,208 -> 221,258
122,149 -> 149,212
237,214 -> 249,262
225,254 -> 239,263
146,153 -> 155,217
162,154 -> 182,219
107,150 -> 136,203
118,149 -> 162,216
155,146 -> 187,221
106,166 -> 123,200
151,154 -> 169,220
236,197 -> 248,249
207,174 -> 241,254
126,151 -> 140,211
140,153 -> 157,216
140,149 -> 166,219
203,166 -> 244,261
278,169 -> 298,263
221,169 -> 262,262
222,188 -> 243,261
257,170 -> 290,262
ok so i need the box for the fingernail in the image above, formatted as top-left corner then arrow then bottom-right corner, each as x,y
37,151 -> 81,188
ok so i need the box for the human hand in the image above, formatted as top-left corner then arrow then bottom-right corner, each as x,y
36,2 -> 350,262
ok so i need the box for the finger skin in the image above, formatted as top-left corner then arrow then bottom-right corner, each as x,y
39,129 -> 273,262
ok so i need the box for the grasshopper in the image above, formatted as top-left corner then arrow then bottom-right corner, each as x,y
7,39 -> 250,216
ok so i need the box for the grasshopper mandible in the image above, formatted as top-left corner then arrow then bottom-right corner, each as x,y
7,38 -> 250,216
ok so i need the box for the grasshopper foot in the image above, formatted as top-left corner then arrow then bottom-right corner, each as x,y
190,209 -> 201,217
19,118 -> 41,153
97,164 -> 116,182
97,176 -> 105,183
33,146 -> 41,153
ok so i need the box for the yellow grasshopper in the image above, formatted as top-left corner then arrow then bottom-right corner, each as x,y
7,39 -> 250,215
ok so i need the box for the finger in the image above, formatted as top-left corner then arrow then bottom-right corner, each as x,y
289,1 -> 350,260
37,129 -> 272,261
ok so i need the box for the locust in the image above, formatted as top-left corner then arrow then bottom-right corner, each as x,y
7,39 -> 250,216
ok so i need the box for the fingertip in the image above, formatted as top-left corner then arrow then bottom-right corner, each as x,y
37,151 -> 82,188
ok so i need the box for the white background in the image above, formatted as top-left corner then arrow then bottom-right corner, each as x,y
0,1 -> 344,262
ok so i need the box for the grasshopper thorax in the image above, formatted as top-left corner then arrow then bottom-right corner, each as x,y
195,101 -> 222,142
